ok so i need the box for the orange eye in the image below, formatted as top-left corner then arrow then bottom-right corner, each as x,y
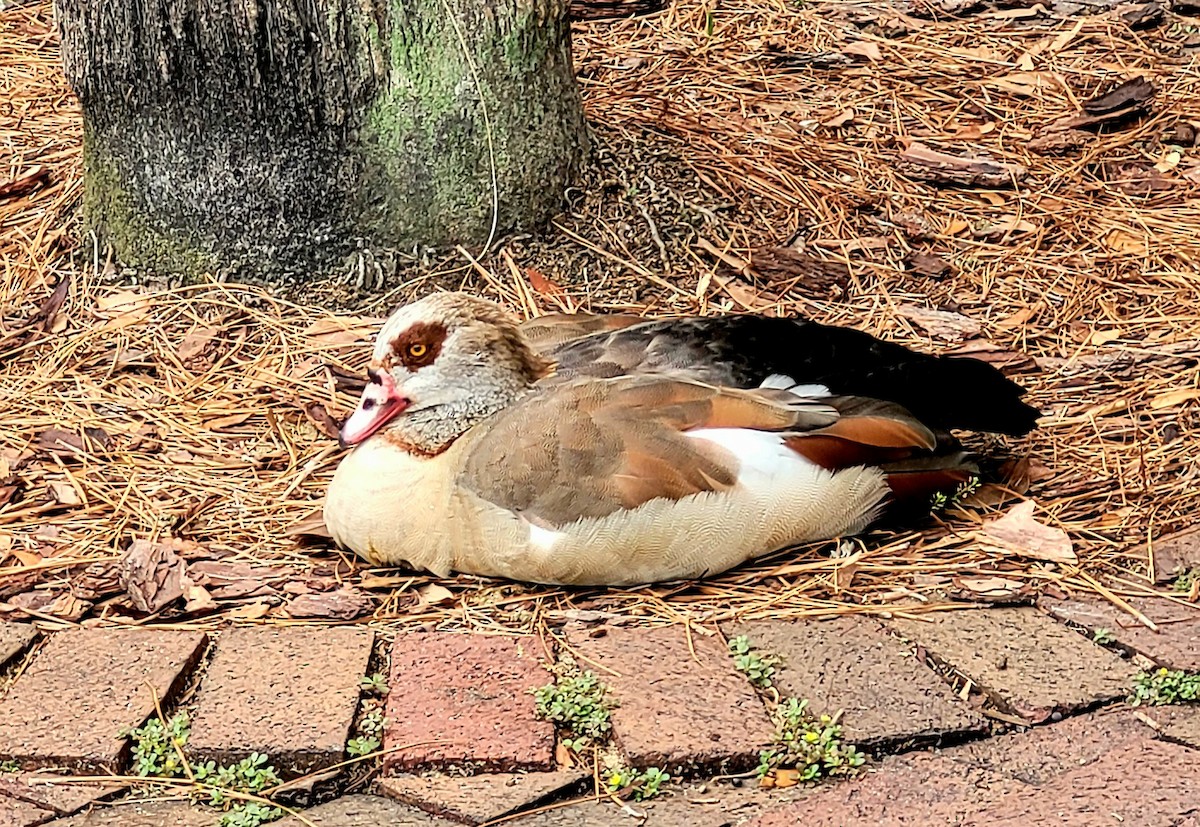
408,343 -> 427,358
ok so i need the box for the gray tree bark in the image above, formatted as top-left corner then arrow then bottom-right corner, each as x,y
54,0 -> 589,280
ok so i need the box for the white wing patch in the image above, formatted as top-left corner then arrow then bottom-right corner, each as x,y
759,374 -> 830,398
527,521 -> 567,552
685,428 -> 819,487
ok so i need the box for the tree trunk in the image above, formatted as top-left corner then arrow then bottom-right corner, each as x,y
54,0 -> 589,280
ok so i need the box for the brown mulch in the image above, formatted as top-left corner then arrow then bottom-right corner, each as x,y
1,0 -> 1199,632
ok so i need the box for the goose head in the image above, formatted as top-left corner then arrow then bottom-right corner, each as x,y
339,292 -> 555,453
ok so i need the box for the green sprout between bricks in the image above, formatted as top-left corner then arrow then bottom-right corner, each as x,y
122,712 -> 283,827
531,655 -> 671,802
728,635 -> 783,689
1129,668 -> 1200,705
532,655 -> 615,752
757,698 -> 866,782
726,636 -> 865,783
348,672 -> 390,757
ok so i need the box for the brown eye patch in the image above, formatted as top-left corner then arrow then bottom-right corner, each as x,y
391,321 -> 447,370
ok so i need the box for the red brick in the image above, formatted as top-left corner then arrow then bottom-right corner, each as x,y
0,629 -> 206,771
746,751 -> 1025,827
501,801 -> 622,826
276,794 -> 456,826
383,633 -> 555,773
185,627 -> 374,776
1040,594 -> 1200,671
378,770 -> 587,825
567,625 -> 775,775
0,624 -> 36,671
636,779 -> 814,827
1138,703 -> 1200,749
960,736 -> 1200,826
39,801 -> 214,826
1148,526 -> 1200,584
890,607 -> 1137,722
943,706 -> 1154,784
723,618 -> 985,748
0,775 -> 125,818
0,795 -> 53,827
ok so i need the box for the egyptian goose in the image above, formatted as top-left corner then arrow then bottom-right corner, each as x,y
322,292 -> 1039,586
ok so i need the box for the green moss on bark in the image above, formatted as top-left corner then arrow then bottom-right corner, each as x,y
57,0 -> 587,281
81,125 -> 217,276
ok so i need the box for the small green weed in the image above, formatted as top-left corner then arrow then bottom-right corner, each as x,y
757,698 -> 865,782
728,635 -> 783,689
359,673 -> 389,695
124,711 -> 192,778
1129,668 -> 1200,706
123,713 -> 283,827
532,656 -> 614,752
1092,627 -> 1116,645
607,765 -> 670,801
347,697 -> 388,757
0,760 -> 19,773
930,476 -> 981,513
1171,568 -> 1199,594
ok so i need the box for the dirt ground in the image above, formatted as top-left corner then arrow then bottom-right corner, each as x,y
1,0 -> 1198,628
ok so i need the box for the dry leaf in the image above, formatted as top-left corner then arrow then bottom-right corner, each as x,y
1103,229 -> 1148,255
183,583 -> 218,613
303,316 -> 383,346
417,583 -> 455,606
842,41 -> 882,61
977,501 -> 1076,564
526,267 -> 565,297
227,601 -> 273,621
896,304 -> 982,342
953,576 -> 1025,597
1149,388 -> 1200,409
303,402 -> 342,440
285,586 -> 374,620
770,769 -> 802,788
1088,329 -> 1123,347
821,108 -> 855,128
94,291 -> 151,331
178,326 -> 218,361
995,305 -> 1039,330
47,481 -> 81,506
973,216 -> 1037,237
990,71 -> 1064,97
119,539 -> 190,613
205,412 -> 254,430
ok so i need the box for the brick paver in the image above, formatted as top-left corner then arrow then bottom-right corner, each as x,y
943,706 -> 1154,784
723,617 -> 986,747
636,780 -> 813,827
502,801 -> 617,826
1149,526 -> 1200,584
383,633 -> 555,773
0,794 -> 53,827
185,627 -> 374,775
746,750 -> 1025,826
890,607 -> 1138,722
1139,703 -> 1200,749
0,629 -> 206,771
960,736 -> 1200,826
378,770 -> 587,825
0,775 -> 125,819
276,794 -> 456,826
567,625 -> 775,775
1040,594 -> 1200,671
0,624 -> 36,670
40,801 -> 214,826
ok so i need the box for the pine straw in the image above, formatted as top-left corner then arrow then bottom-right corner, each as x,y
1,0 -> 1198,632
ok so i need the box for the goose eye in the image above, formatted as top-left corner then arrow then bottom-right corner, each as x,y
408,343 -> 428,358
